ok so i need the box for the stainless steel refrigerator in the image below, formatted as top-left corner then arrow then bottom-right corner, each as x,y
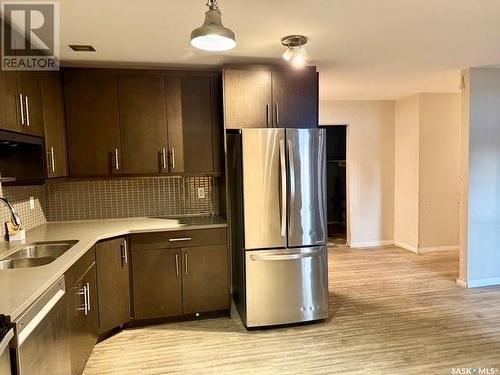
227,128 -> 329,328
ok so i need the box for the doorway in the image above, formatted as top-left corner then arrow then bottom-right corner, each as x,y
322,125 -> 347,246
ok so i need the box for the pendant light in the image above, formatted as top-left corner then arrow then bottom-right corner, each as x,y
281,35 -> 308,68
191,0 -> 236,52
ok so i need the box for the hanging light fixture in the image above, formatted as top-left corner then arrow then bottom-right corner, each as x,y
191,0 -> 236,52
281,35 -> 308,68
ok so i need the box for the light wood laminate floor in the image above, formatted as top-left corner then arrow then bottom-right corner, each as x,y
83,246 -> 500,375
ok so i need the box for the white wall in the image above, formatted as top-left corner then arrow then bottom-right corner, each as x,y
320,100 -> 395,247
394,93 -> 461,253
461,67 -> 500,287
418,93 -> 461,250
394,95 -> 420,250
459,70 -> 470,281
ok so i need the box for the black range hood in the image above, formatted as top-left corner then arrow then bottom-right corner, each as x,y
0,130 -> 46,186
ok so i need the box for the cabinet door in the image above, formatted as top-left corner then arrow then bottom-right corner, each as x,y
131,248 -> 182,319
180,75 -> 218,173
63,69 -> 121,176
181,245 -> 229,314
96,237 -> 130,334
272,67 -> 318,128
17,71 -> 45,136
0,70 -> 20,132
66,264 -> 98,375
118,75 -> 169,174
223,69 -> 272,129
41,72 -> 68,178
165,76 -> 183,173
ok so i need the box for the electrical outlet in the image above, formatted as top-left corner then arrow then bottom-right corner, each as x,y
197,187 -> 205,199
29,196 -> 35,209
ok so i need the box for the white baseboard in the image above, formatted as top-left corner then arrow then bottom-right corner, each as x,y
466,277 -> 500,288
417,245 -> 460,254
350,240 -> 394,248
394,241 -> 418,253
455,278 -> 468,288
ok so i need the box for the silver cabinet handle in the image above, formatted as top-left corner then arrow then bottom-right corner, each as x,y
121,239 -> 128,265
266,103 -> 270,126
46,148 -> 52,172
19,94 -> 25,125
76,285 -> 88,315
175,253 -> 179,277
86,282 -> 91,312
50,147 -> 55,172
25,96 -> 30,126
114,148 -> 119,170
168,237 -> 192,242
123,239 -> 128,264
170,147 -> 176,170
161,147 -> 167,169
279,139 -> 287,237
184,252 -> 188,275
275,102 -> 279,126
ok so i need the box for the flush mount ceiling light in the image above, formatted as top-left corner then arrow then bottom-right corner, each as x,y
281,35 -> 308,68
191,0 -> 236,52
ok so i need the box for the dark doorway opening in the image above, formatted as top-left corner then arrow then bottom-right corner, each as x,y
322,125 -> 347,246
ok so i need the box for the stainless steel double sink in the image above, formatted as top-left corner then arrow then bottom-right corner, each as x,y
0,241 -> 77,270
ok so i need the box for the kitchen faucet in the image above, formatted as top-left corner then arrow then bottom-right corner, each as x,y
0,197 -> 23,229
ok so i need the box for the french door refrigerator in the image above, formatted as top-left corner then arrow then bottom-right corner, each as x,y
227,128 -> 329,328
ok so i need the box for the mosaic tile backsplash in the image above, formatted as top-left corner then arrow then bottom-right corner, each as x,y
46,176 -> 219,221
0,184 -> 48,241
0,176 -> 219,242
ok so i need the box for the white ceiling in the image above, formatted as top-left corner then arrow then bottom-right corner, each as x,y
58,0 -> 500,100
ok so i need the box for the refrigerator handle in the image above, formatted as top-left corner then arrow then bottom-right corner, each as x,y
287,139 -> 296,223
279,139 -> 287,237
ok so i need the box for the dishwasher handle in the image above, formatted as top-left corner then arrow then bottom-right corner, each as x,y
15,276 -> 65,346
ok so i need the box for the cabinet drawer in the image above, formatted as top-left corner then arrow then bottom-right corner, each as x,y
130,228 -> 227,250
65,246 -> 96,288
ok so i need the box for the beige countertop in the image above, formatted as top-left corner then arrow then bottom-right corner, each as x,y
0,216 -> 227,321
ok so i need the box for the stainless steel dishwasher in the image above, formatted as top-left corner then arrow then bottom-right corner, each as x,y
12,276 -> 71,375
0,323 -> 13,375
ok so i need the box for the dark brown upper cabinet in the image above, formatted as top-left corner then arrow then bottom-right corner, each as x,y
118,75 -> 169,174
272,67 -> 318,128
0,71 -> 20,133
223,66 -> 318,129
63,69 -> 122,177
41,72 -> 68,178
16,72 -> 45,137
0,71 -> 45,136
168,74 -> 221,174
62,68 -> 221,177
96,237 -> 131,334
223,69 -> 272,129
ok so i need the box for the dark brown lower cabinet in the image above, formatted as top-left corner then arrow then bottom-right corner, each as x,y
66,263 -> 98,375
131,234 -> 229,319
182,245 -> 229,314
96,238 -> 131,334
132,248 -> 183,319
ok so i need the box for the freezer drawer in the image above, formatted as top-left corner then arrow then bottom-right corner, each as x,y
245,246 -> 329,327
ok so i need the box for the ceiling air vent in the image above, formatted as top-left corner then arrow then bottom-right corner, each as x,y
69,45 -> 96,52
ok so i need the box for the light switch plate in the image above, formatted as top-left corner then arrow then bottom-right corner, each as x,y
29,196 -> 35,209
197,187 -> 205,199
